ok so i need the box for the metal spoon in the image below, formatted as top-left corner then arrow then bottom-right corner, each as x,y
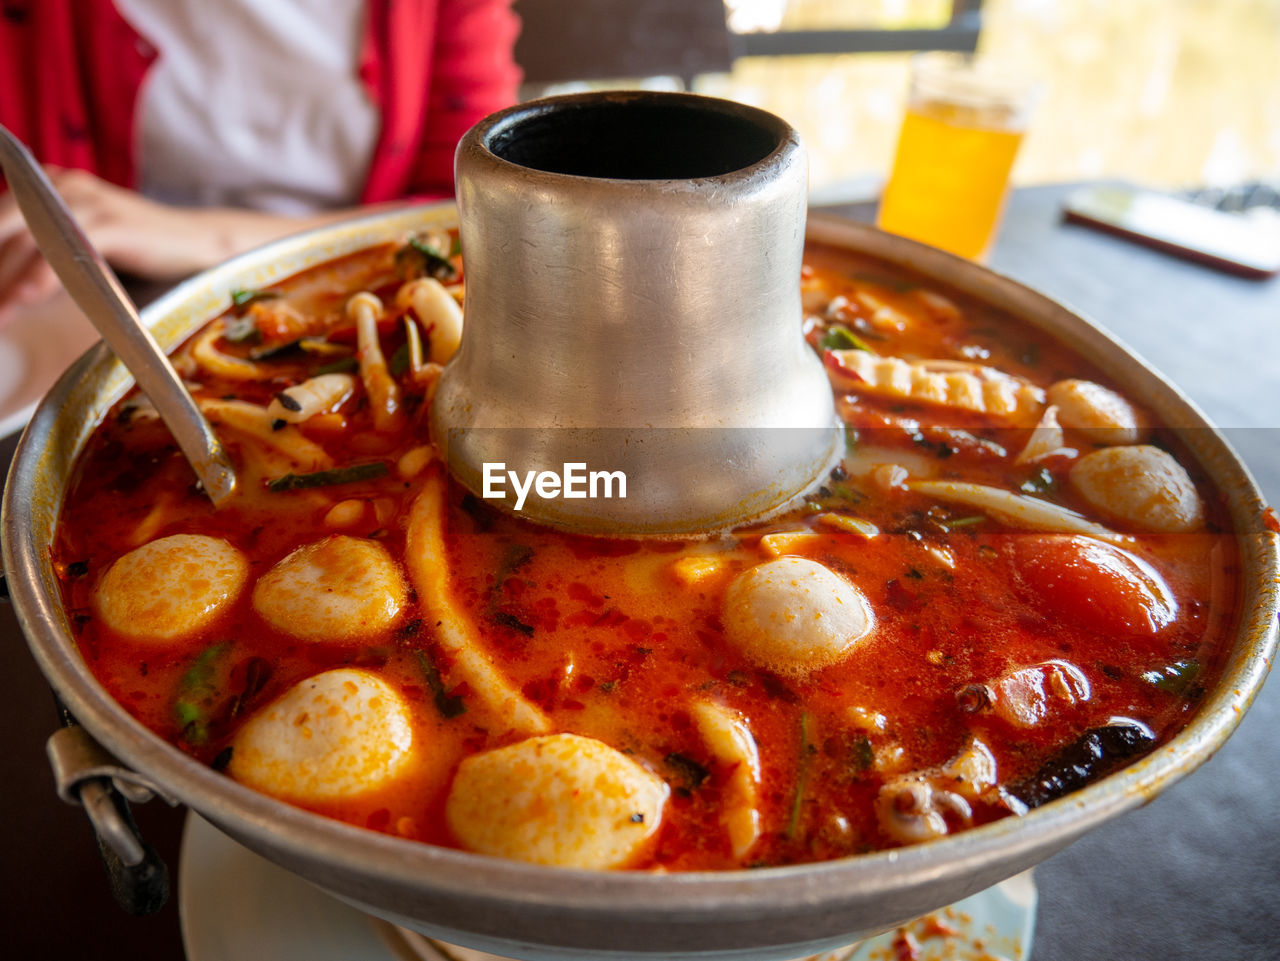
0,125 -> 236,505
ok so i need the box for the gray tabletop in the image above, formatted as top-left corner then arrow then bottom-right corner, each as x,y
1001,189 -> 1280,961
822,184 -> 1280,961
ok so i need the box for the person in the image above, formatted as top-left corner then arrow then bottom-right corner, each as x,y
0,0 -> 521,327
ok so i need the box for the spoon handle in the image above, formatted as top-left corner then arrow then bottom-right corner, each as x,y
0,126 -> 236,505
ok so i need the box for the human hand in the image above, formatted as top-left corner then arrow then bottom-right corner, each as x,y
0,167 -> 317,328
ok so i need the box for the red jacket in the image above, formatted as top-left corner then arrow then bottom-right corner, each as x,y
0,0 -> 521,203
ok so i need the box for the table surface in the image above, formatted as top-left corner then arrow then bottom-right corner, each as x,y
2,183 -> 1277,959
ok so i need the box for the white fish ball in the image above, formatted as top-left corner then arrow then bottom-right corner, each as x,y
446,733 -> 668,868
1047,379 -> 1143,444
1070,445 -> 1205,533
722,557 -> 874,676
228,668 -> 414,803
252,536 -> 407,642
94,534 -> 248,643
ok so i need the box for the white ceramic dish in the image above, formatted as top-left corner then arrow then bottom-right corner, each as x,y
179,812 -> 1037,961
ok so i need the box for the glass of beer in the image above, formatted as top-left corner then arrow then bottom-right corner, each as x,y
877,53 -> 1037,262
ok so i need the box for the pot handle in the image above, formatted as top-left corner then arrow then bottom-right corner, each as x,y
46,703 -> 175,915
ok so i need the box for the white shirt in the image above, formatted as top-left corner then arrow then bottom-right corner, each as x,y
115,0 -> 380,215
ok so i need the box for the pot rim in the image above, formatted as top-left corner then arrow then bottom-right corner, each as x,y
3,203 -> 1276,930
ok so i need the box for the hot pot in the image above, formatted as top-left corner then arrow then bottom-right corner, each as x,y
4,199 -> 1277,960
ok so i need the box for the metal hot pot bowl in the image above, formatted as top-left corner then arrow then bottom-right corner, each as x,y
4,93 -> 1278,961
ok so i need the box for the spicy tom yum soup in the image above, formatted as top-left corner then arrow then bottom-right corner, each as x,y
52,225 -> 1238,872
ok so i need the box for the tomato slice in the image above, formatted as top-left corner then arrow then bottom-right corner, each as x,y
1012,535 -> 1177,635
